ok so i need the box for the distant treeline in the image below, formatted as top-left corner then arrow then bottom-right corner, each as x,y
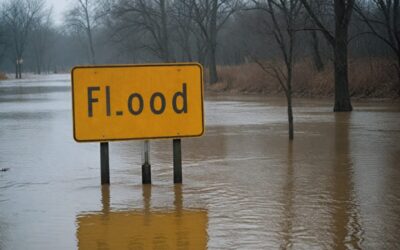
0,0 -> 398,89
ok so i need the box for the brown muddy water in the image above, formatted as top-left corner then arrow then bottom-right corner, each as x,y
0,75 -> 400,249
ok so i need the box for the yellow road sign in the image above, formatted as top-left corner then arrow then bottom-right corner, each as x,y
71,63 -> 204,142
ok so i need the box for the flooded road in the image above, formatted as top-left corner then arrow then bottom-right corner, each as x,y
1,75 -> 400,249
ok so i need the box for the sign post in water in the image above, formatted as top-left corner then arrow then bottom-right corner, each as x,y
71,63 -> 204,184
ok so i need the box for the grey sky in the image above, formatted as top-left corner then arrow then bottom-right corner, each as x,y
45,0 -> 71,25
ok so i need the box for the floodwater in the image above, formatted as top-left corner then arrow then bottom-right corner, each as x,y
0,75 -> 400,249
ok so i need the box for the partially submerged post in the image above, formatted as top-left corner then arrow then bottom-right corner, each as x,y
142,140 -> 151,184
173,139 -> 182,183
100,142 -> 110,184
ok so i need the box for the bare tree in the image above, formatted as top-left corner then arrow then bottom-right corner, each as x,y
301,1 -> 329,72
300,0 -> 355,112
31,8 -> 53,74
310,30 -> 325,72
354,0 -> 400,95
66,0 -> 99,64
309,27 -> 325,71
1,0 -> 44,78
170,0 -> 196,61
252,0 -> 302,140
182,0 -> 238,84
112,0 -> 173,63
0,22 -> 8,66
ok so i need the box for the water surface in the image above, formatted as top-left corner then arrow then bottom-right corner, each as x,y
0,75 -> 399,249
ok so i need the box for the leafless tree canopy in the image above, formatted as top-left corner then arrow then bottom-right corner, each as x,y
65,0 -> 100,64
1,0 -> 45,78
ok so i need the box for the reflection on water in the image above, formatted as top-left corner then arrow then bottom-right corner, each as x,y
76,185 -> 207,249
0,75 -> 400,249
331,114 -> 361,250
280,141 -> 294,249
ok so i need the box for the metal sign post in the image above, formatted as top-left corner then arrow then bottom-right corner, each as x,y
142,140 -> 151,184
100,142 -> 110,184
173,139 -> 182,183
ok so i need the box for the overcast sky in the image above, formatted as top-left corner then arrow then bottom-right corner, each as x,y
45,0 -> 71,25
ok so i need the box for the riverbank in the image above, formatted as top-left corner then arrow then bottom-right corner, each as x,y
208,58 -> 399,99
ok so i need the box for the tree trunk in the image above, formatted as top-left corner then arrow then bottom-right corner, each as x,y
18,63 -> 22,79
208,45 -> 218,84
84,5 -> 95,65
196,37 -> 206,66
36,56 -> 41,74
286,66 -> 294,140
208,0 -> 218,84
333,30 -> 352,112
333,0 -> 353,112
287,93 -> 294,140
300,0 -> 354,111
15,63 -> 18,79
310,30 -> 324,72
88,29 -> 96,64
397,53 -> 400,96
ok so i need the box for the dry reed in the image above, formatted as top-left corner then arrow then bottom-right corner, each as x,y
209,58 -> 398,98
0,72 -> 7,80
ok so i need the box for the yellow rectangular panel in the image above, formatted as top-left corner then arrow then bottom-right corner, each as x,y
71,63 -> 204,142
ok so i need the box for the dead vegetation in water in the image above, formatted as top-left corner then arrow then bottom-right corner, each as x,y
0,72 -> 7,80
208,58 -> 398,98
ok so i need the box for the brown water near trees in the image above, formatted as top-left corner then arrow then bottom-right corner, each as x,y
0,75 -> 399,249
